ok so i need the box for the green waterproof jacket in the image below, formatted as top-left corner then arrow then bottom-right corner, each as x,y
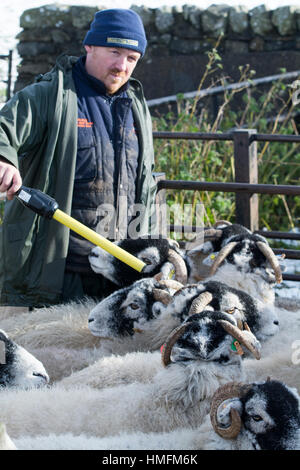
0,55 -> 157,307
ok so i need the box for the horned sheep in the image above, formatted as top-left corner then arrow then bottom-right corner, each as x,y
9,379 -> 300,450
0,312 -> 261,440
1,277 -> 272,382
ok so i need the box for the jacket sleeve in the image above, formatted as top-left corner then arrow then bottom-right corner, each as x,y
0,82 -> 50,169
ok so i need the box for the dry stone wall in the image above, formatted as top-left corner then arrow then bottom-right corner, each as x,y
15,3 -> 300,101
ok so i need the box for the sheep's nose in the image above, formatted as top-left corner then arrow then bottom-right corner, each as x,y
88,317 -> 94,323
274,320 -> 279,326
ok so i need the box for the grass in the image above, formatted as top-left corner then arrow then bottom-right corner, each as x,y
152,49 -> 300,234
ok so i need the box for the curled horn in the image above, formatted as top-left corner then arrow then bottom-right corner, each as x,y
161,323 -> 190,367
167,249 -> 188,285
203,228 -> 223,240
157,279 -> 184,291
188,291 -> 213,315
210,382 -> 251,439
153,288 -> 173,305
209,241 -> 239,276
218,320 -> 261,360
213,220 -> 232,228
256,241 -> 283,284
202,221 -> 231,241
153,279 -> 184,305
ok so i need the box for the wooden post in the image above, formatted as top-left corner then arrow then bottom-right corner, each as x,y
153,172 -> 167,236
233,129 -> 259,231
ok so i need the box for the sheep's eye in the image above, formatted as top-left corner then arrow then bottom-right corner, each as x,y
226,308 -> 235,314
142,258 -> 152,265
129,303 -> 139,310
252,415 -> 263,422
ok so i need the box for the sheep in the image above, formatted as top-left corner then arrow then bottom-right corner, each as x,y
1,275 -> 275,383
87,277 -> 279,350
59,296 -> 299,395
0,329 -> 49,389
0,312 -> 261,440
0,278 -> 182,381
186,222 -> 286,305
12,379 -> 300,451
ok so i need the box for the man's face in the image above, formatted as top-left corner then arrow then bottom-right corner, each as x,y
84,45 -> 141,94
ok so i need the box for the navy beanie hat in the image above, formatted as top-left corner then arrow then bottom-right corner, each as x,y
83,9 -> 147,57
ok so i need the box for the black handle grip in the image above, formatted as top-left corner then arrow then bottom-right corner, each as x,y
15,186 -> 59,219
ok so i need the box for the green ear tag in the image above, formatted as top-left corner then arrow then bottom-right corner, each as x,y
231,340 -> 237,352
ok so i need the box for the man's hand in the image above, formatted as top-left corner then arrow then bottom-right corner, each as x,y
0,159 -> 22,200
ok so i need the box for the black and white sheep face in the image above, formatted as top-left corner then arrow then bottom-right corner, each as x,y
210,238 -> 278,282
169,312 -> 260,366
0,330 -> 49,389
164,280 -> 279,341
192,223 -> 284,286
88,278 -> 167,338
212,283 -> 279,340
225,238 -> 278,283
88,237 -> 179,287
240,381 -> 300,450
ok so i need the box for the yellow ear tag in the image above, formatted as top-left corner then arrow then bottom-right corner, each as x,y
168,268 -> 175,279
210,254 -> 215,260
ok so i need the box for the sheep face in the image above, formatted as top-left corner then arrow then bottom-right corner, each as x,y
190,224 -> 284,288
0,330 -> 49,389
88,278 -> 167,338
164,280 -> 279,341
169,311 -> 261,366
214,380 -> 300,450
240,381 -> 300,450
88,237 -> 183,287
210,283 -> 279,340
213,237 -> 279,283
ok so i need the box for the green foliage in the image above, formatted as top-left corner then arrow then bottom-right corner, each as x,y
152,48 -> 300,232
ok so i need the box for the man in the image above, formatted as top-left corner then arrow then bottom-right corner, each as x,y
0,9 -> 157,307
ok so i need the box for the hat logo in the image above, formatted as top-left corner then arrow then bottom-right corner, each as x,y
107,37 -> 139,47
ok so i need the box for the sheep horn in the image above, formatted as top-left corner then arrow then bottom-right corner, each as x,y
256,241 -> 283,284
209,241 -> 239,276
167,249 -> 188,285
153,288 -> 173,305
213,220 -> 232,228
218,319 -> 261,360
188,291 -> 213,315
161,323 -> 190,367
210,381 -> 251,439
203,228 -> 223,240
157,279 -> 184,291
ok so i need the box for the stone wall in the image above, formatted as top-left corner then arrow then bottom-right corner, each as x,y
15,3 -> 300,102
